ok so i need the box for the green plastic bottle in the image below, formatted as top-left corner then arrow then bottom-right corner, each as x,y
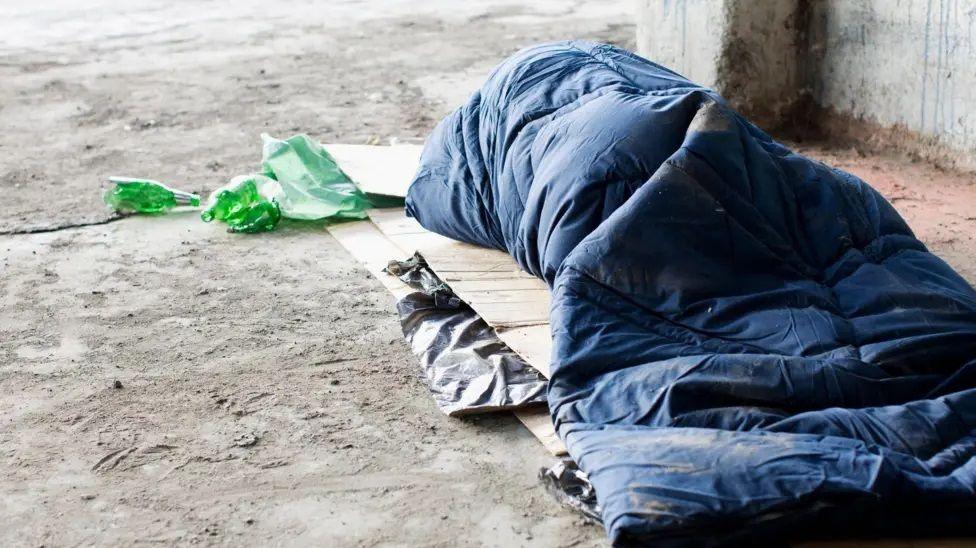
104,176 -> 200,213
201,175 -> 281,233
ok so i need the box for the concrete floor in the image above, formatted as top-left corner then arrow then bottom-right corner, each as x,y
1,1 -> 974,546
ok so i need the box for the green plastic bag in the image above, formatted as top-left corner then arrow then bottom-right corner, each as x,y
259,133 -> 371,221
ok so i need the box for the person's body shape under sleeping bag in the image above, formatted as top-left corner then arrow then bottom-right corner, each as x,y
405,41 -> 976,546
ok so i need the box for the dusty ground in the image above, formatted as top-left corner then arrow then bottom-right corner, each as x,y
1,1 -> 975,547
1,2 -> 630,547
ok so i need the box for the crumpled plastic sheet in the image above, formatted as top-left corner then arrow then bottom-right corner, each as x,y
539,458 -> 602,524
387,253 -> 547,416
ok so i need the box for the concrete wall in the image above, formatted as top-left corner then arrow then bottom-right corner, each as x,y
635,0 -> 727,89
809,0 -> 976,159
635,0 -> 803,123
636,0 -> 976,169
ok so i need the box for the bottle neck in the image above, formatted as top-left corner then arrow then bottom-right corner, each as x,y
172,190 -> 200,206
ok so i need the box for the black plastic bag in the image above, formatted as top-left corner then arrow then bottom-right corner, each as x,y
388,253 -> 548,416
539,459 -> 601,524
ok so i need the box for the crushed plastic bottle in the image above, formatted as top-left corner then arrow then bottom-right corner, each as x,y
104,176 -> 200,213
200,174 -> 281,233
259,133 -> 371,220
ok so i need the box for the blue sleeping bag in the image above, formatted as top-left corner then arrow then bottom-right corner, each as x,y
406,41 -> 976,546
